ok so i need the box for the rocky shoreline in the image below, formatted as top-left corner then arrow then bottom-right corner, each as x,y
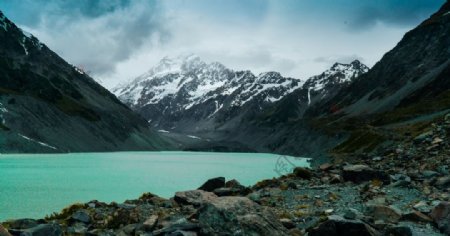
1,114 -> 450,236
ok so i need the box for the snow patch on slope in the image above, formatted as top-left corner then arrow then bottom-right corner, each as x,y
0,13 -> 7,31
18,134 -> 58,150
0,102 -> 8,125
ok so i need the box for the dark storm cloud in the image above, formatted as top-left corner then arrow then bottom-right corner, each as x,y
0,0 -> 168,76
347,0 -> 446,30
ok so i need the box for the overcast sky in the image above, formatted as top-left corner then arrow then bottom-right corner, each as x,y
0,0 -> 445,88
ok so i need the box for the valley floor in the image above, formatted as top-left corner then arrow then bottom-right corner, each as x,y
1,113 -> 450,236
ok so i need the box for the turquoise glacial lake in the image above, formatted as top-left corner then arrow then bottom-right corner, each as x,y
0,151 -> 309,221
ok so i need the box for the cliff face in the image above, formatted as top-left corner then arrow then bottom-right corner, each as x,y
0,11 -> 170,152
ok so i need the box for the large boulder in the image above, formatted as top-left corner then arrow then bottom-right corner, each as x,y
293,167 -> 313,179
197,196 -> 289,235
430,201 -> 450,235
70,209 -> 91,224
198,177 -> 225,192
365,205 -> 402,223
309,215 -> 380,236
213,179 -> 251,196
342,165 -> 390,184
4,219 -> 38,230
174,190 -> 217,206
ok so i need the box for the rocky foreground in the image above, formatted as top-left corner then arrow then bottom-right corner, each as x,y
2,115 -> 450,236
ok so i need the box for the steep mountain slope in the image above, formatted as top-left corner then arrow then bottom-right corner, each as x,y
309,1 -> 450,121
0,11 -> 169,152
267,1 -> 450,159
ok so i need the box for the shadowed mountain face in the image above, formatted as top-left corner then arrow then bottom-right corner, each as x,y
0,11 -> 169,152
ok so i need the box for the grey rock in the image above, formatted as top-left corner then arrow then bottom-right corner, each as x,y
344,208 -> 362,220
174,190 -> 217,206
167,230 -> 197,236
437,166 -> 450,175
279,218 -> 296,229
142,215 -> 158,231
309,215 -> 379,236
19,224 -> 62,236
435,176 -> 450,189
71,209 -> 91,224
117,224 -> 139,236
117,203 -> 137,209
6,219 -> 38,230
390,174 -> 411,182
197,196 -> 289,235
225,179 -> 243,188
197,177 -> 225,192
421,170 -> 439,179
430,201 -> 450,235
385,226 -> 412,236
401,211 -> 433,223
342,165 -> 390,184
365,205 -> 402,224
66,223 -> 88,234
153,221 -> 200,236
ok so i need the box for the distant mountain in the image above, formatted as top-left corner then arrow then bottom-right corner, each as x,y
0,11 -> 169,152
114,55 -> 305,131
114,55 -> 368,153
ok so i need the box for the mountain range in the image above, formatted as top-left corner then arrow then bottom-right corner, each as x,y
114,54 -> 369,154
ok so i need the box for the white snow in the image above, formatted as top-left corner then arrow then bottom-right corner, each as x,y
115,54 -> 233,108
0,102 -> 8,113
444,11 -> 450,16
0,102 -> 8,125
307,88 -> 311,105
208,100 -> 224,118
21,37 -> 28,55
18,134 -> 58,150
158,129 -> 170,133
74,66 -> 85,75
21,29 -> 32,38
308,61 -> 369,91
235,73 -> 302,106
187,135 -> 201,139
0,14 -> 7,31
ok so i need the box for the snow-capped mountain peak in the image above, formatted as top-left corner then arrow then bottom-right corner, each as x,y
304,60 -> 369,91
113,55 -> 233,107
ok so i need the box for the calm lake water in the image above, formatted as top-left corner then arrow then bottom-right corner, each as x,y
0,151 -> 309,221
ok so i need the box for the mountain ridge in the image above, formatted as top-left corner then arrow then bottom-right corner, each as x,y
0,11 -> 170,152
